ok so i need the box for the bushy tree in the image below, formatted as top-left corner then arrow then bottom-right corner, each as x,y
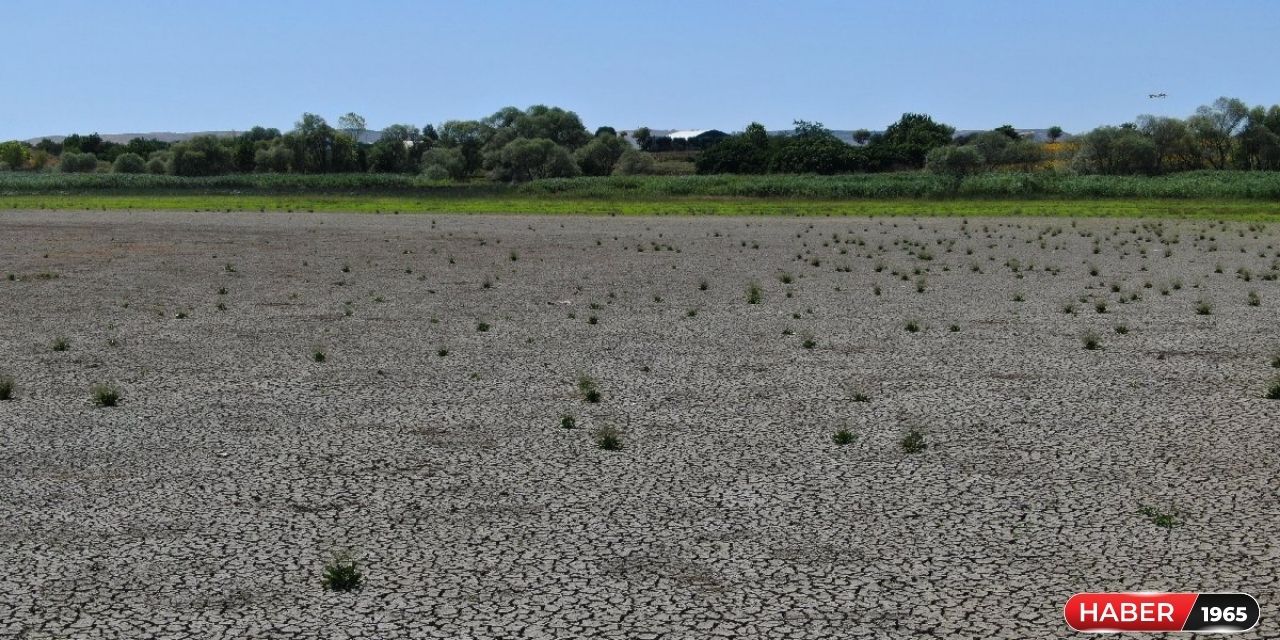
695,122 -> 772,174
170,135 -> 234,176
112,152 -> 146,174
1047,126 -> 1064,142
1071,126 -> 1157,175
0,141 -> 29,170
437,119 -> 495,175
1189,97 -> 1248,169
254,143 -> 293,173
59,152 -> 99,173
1136,115 -> 1198,172
872,113 -> 956,169
419,147 -> 466,180
489,137 -> 579,182
926,145 -> 985,181
574,134 -> 628,176
613,149 -> 658,175
770,121 -> 866,174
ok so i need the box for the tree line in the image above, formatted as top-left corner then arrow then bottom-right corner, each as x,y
0,97 -> 1276,181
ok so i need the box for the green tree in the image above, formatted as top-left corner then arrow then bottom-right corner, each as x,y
1046,126 -> 1064,142
613,149 -> 657,175
59,152 -> 99,173
489,137 -> 580,182
338,112 -> 367,143
633,127 -> 653,151
574,135 -> 628,176
1189,97 -> 1248,169
926,145 -> 985,185
170,135 -> 234,176
873,113 -> 956,169
0,141 -> 30,170
419,147 -> 466,180
1071,126 -> 1157,175
111,152 -> 146,173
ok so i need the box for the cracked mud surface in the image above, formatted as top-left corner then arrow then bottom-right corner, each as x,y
1,210 -> 1278,639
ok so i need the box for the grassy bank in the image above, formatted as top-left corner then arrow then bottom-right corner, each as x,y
5,170 -> 1280,199
3,171 -> 1280,220
5,193 -> 1280,220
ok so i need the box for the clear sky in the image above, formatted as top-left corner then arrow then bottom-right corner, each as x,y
2,0 -> 1278,141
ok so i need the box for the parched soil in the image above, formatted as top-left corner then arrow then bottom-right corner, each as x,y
1,210 -> 1277,639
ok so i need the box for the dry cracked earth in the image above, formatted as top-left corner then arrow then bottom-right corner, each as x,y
1,210 -> 1279,639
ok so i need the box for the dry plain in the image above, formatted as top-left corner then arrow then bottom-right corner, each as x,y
1,210 -> 1278,639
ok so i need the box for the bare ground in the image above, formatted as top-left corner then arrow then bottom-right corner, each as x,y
1,210 -> 1278,639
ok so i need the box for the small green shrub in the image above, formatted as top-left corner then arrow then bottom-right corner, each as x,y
560,414 -> 576,429
1247,291 -> 1260,306
578,375 -> 601,403
832,428 -> 856,446
311,347 -> 326,363
1082,329 -> 1102,350
91,384 -> 120,407
1114,324 -> 1129,335
746,282 -> 762,304
904,320 -> 920,333
321,551 -> 364,592
1195,300 -> 1213,315
51,337 -> 69,352
801,332 -> 816,349
899,428 -> 927,454
594,425 -> 623,450
476,321 -> 491,332
1265,375 -> 1280,400
1138,505 -> 1178,529
0,375 -> 13,401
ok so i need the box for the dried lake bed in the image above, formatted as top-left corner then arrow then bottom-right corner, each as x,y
1,210 -> 1278,639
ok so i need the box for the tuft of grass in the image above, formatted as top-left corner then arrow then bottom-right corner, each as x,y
1081,329 -> 1102,350
1113,324 -> 1129,335
698,279 -> 708,291
899,428 -> 927,454
1270,349 -> 1280,369
1195,299 -> 1213,315
578,374 -> 601,403
1094,300 -> 1108,314
437,347 -> 449,357
594,424 -> 623,450
311,347 -> 327,363
321,551 -> 364,592
1247,290 -> 1260,306
91,383 -> 120,407
904,320 -> 920,333
948,323 -> 960,332
746,282 -> 762,304
778,272 -> 793,284
1138,505 -> 1179,529
51,337 -> 70,352
560,414 -> 576,429
0,375 -> 13,401
1265,375 -> 1280,400
476,321 -> 491,332
832,428 -> 856,446
801,332 -> 816,349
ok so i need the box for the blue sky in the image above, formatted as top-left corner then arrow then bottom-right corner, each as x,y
2,0 -> 1278,140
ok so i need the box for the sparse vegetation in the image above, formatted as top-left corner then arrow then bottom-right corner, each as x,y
1138,505 -> 1179,529
594,425 -> 623,450
321,551 -> 364,592
51,337 -> 69,352
899,428 -> 927,454
1082,330 -> 1102,350
578,375 -> 601,403
747,282 -> 762,304
832,428 -> 856,446
0,375 -> 13,401
91,384 -> 120,407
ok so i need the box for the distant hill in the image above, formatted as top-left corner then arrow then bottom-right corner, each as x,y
25,130 -> 386,145
622,127 -> 1071,147
28,127 -> 1071,147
